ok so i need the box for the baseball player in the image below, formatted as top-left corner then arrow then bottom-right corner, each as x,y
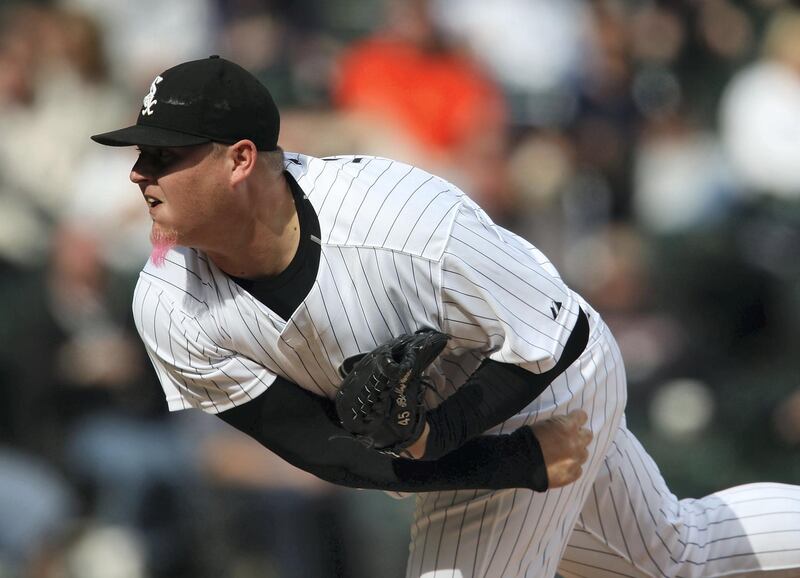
91,56 -> 800,578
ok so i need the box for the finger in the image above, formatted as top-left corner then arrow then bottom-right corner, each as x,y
575,427 -> 594,446
566,464 -> 582,484
562,410 -> 587,430
569,438 -> 589,460
573,409 -> 588,426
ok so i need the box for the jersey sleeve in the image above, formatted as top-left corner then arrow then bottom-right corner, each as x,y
440,201 -> 580,373
133,278 -> 275,413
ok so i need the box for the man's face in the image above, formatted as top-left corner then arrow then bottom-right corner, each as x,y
130,143 -> 229,257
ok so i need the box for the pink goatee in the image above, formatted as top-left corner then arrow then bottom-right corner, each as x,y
150,227 -> 178,267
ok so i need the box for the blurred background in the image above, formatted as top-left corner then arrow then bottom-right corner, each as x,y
0,0 -> 798,576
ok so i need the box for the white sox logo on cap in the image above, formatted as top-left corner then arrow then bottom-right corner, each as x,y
141,76 -> 163,116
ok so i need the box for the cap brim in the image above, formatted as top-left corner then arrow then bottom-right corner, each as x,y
91,124 -> 211,148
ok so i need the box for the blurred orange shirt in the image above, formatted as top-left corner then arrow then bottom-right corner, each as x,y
335,38 -> 506,154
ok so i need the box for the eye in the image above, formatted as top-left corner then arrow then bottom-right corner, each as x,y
157,149 -> 176,164
136,147 -> 177,169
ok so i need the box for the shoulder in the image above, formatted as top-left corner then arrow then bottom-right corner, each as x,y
135,247 -> 213,316
285,152 -> 468,260
133,247 -> 233,353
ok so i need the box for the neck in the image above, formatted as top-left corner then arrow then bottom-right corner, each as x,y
207,172 -> 300,279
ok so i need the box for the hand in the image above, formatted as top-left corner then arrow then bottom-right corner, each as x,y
405,421 -> 430,459
335,330 -> 448,456
531,410 -> 593,489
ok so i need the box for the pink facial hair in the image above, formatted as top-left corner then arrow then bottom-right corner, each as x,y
150,228 -> 177,267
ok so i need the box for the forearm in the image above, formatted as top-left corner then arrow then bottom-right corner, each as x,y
286,428 -> 547,492
218,377 -> 548,492
423,307 -> 589,460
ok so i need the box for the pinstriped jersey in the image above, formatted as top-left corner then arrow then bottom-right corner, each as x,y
133,153 -> 585,416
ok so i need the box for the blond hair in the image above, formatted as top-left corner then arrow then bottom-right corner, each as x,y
211,142 -> 285,177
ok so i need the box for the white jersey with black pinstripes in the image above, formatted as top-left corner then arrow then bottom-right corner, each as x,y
133,153 -> 800,578
132,153 -> 581,414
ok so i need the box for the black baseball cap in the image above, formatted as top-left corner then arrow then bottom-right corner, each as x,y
91,56 -> 280,151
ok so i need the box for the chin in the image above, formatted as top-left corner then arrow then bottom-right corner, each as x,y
150,224 -> 179,267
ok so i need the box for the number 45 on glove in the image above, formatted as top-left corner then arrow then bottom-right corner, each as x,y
335,329 -> 449,457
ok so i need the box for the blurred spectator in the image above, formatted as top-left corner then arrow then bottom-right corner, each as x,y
633,117 -> 737,234
431,0 -> 591,127
568,0 -> 639,222
215,0 -> 359,109
332,0 -> 512,216
0,5 -> 128,266
720,6 -> 800,200
59,0 -> 217,92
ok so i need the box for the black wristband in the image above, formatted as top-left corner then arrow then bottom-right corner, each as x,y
396,426 -> 549,491
517,427 -> 548,492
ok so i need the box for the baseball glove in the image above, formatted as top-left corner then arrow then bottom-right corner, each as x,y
335,329 -> 449,457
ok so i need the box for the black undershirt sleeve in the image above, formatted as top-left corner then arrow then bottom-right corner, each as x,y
218,376 -> 549,492
423,308 -> 590,460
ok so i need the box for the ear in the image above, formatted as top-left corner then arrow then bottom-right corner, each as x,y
228,140 -> 258,187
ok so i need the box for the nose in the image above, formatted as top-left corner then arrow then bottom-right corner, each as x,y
130,156 -> 152,185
